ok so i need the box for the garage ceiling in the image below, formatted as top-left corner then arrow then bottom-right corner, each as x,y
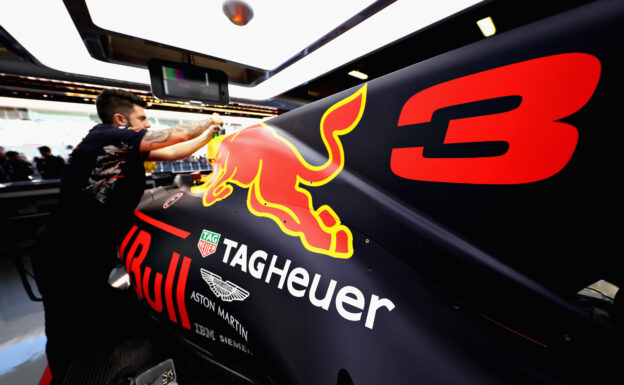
0,0 -> 594,112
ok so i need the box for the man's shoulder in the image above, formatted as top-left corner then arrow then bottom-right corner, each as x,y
82,123 -> 114,140
90,123 -> 123,134
85,124 -> 146,144
51,155 -> 65,164
92,124 -> 147,137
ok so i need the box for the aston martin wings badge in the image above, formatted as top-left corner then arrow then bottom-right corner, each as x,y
200,268 -> 250,302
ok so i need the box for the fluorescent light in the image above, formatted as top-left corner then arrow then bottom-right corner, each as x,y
231,0 -> 484,100
477,16 -> 496,37
348,70 -> 368,80
0,0 -> 483,101
0,1 -> 149,83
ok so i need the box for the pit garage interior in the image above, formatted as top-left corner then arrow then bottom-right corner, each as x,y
0,1 -> 622,384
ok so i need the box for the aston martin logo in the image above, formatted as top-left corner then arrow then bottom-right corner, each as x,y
200,268 -> 250,302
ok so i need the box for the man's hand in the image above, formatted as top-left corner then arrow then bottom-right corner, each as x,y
210,113 -> 223,127
203,113 -> 223,139
205,125 -> 221,139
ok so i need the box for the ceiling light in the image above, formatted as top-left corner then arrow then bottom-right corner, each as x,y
222,0 -> 254,26
477,16 -> 496,37
348,70 -> 368,80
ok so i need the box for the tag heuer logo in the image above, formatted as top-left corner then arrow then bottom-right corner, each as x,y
198,230 -> 221,257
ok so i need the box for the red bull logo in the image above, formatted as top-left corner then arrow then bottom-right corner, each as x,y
192,84 -> 367,259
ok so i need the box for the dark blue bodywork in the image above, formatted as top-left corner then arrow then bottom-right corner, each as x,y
122,2 -> 624,383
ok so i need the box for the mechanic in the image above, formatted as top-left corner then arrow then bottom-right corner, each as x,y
30,88 -> 223,383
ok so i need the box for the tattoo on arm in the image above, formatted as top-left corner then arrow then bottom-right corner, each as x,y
142,128 -> 172,146
142,119 -> 211,148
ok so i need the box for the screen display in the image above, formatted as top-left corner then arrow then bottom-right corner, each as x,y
148,59 -> 229,104
161,65 -> 219,101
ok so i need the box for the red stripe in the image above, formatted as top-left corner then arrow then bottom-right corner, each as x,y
128,230 -> 151,298
176,256 -> 192,330
142,267 -> 163,312
38,365 -> 52,385
481,315 -> 548,348
119,225 -> 138,265
165,252 -> 180,324
133,209 -> 191,239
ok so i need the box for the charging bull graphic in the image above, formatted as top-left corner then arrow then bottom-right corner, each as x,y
192,84 -> 367,259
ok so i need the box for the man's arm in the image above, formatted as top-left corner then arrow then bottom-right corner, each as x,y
147,126 -> 220,161
139,113 -> 223,152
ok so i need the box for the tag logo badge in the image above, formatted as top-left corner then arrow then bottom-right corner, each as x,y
198,229 -> 221,257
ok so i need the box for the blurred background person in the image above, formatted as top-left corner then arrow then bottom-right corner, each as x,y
0,146 -> 8,182
35,145 -> 66,179
4,150 -> 34,181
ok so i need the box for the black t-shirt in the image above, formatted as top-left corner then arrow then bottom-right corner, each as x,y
50,124 -> 149,242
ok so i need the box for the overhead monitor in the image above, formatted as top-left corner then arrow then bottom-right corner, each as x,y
148,59 -> 229,104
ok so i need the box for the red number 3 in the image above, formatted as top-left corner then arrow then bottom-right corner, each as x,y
391,53 -> 601,184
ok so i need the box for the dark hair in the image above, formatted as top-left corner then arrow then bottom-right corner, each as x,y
38,146 -> 51,153
95,89 -> 147,125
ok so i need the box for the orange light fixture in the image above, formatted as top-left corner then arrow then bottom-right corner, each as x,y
223,0 -> 254,26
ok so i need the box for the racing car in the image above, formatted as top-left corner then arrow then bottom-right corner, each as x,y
119,1 -> 624,384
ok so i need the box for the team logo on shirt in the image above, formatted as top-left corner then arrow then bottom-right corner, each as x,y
198,229 -> 221,257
